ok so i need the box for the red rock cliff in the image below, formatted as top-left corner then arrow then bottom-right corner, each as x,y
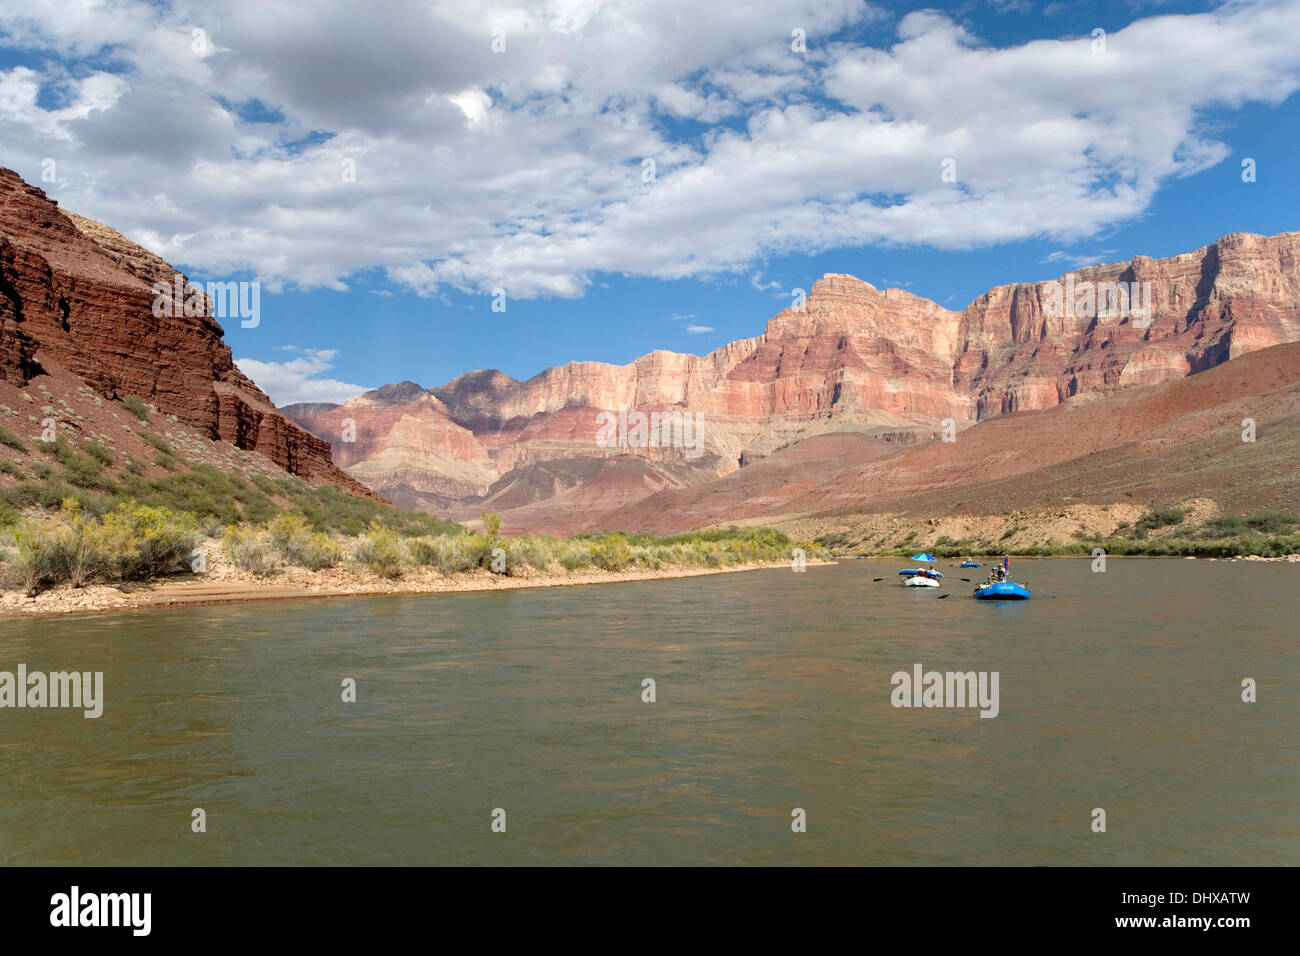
0,167 -> 376,498
286,229 -> 1300,526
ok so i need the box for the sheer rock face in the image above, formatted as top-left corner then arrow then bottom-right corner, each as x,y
285,229 -> 1300,528
0,167 -> 376,498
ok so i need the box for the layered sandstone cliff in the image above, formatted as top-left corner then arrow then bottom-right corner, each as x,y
0,167 -> 375,497
286,229 -> 1300,527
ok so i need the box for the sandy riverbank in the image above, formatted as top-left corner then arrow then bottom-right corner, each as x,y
0,558 -> 831,618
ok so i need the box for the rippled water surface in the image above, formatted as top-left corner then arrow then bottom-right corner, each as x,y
1,558 -> 1296,865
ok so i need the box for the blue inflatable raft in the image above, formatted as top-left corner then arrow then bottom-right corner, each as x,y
972,581 -> 1030,600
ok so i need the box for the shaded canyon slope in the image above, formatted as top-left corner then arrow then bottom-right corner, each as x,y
285,230 -> 1300,533
0,167 -> 376,498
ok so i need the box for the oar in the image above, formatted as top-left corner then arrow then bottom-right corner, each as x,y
959,577 -> 972,582
936,593 -> 951,599
873,577 -> 884,582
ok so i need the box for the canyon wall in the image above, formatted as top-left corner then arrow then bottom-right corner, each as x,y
286,230 -> 1300,525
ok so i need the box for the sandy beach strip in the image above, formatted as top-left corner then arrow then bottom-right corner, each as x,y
0,559 -> 833,618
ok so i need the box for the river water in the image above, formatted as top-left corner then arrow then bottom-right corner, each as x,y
1,558 -> 1296,865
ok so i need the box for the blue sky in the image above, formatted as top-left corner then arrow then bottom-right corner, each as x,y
1,0 -> 1298,403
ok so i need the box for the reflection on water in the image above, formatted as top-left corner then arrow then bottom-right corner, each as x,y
0,558 -> 1296,865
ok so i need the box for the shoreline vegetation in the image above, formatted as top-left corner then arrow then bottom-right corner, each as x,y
0,413 -> 834,616
812,506 -> 1300,559
1,411 -> 1296,618
0,500 -> 831,616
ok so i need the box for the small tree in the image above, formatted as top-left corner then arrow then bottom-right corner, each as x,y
481,512 -> 502,537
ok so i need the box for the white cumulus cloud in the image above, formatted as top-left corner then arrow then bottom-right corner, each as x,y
234,348 -> 371,406
0,0 -> 1295,300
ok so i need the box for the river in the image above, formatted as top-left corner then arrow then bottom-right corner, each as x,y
1,558 -> 1295,865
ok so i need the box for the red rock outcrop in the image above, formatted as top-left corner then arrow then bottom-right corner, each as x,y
0,167 -> 376,497
287,229 -> 1300,530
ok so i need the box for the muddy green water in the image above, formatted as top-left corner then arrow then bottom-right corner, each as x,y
0,558 -> 1296,865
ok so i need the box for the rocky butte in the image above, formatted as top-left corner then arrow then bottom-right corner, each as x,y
284,230 -> 1300,532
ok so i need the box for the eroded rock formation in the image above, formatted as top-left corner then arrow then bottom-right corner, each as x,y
0,167 -> 375,497
286,229 -> 1300,528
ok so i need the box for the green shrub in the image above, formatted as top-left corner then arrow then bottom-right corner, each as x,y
7,523 -> 63,592
120,395 -> 150,422
223,526 -> 276,576
1246,510 -> 1299,534
3,500 -> 197,591
353,522 -> 404,578
141,432 -> 173,455
60,448 -> 107,488
264,512 -> 342,569
591,535 -> 633,571
2,477 -> 81,510
0,425 -> 25,452
560,550 -> 589,571
508,537 -> 553,571
1135,507 -> 1187,536
99,503 -> 199,580
405,535 -> 439,567
50,499 -> 105,587
81,441 -> 113,466
1201,514 -> 1247,537
460,534 -> 494,570
435,535 -> 477,574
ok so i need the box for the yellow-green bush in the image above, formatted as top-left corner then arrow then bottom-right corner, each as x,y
100,502 -> 199,580
353,522 -> 404,579
591,536 -> 633,571
4,499 -> 198,592
265,512 -> 342,569
223,526 -> 276,577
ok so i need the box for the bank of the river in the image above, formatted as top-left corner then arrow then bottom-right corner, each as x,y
0,557 -> 832,617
